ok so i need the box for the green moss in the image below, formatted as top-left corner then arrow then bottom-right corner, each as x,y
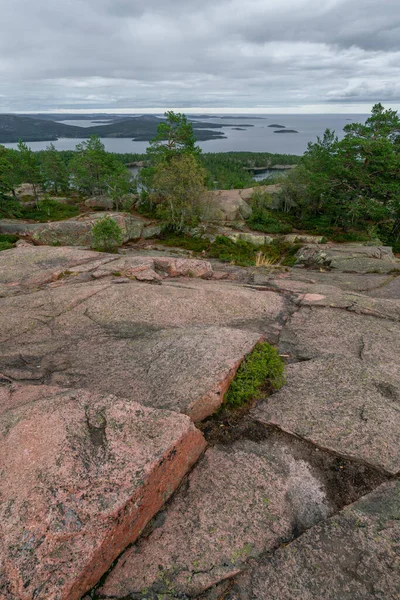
225,342 -> 285,407
0,234 -> 19,251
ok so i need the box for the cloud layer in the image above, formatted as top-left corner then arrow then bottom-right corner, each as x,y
1,0 -> 399,112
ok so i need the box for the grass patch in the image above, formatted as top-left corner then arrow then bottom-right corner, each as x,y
0,234 -> 19,251
160,232 -> 210,253
158,232 -> 302,268
19,202 -> 79,222
225,342 -> 285,408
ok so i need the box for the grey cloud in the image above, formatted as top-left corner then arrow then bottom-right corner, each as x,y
0,0 -> 399,112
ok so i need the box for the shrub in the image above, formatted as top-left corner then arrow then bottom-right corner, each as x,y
91,215 -> 123,252
225,342 -> 285,407
0,233 -> 18,252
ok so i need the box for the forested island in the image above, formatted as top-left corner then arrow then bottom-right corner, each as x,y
0,113 -> 253,143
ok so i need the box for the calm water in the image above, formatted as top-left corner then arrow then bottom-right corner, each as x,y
2,114 -> 367,155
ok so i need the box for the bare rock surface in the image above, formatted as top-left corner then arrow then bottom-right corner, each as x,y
253,356 -> 400,474
296,243 -> 398,273
0,247 -> 285,420
221,480 -> 400,600
279,306 -> 400,379
1,242 -> 399,599
98,438 -> 333,599
0,384 -> 205,600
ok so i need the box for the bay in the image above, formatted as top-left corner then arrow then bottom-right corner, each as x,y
2,114 -> 367,155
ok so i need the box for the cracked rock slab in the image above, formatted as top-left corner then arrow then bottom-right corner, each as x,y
279,306 -> 400,381
253,355 -> 400,474
225,480 -> 400,600
98,438 -> 333,598
0,384 -> 205,600
0,245 -> 113,291
296,243 -> 399,273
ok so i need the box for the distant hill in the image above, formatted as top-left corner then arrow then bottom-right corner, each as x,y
0,114 -> 231,143
0,114 -> 85,143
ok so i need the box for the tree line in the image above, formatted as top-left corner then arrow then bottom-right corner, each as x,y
1,105 -> 400,248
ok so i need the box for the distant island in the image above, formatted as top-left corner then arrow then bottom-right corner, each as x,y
0,114 -> 246,143
274,129 -> 299,134
268,124 -> 286,128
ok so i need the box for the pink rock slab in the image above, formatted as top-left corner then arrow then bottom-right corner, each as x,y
0,385 -> 206,600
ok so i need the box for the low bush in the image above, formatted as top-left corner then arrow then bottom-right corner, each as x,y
91,215 -> 123,252
0,233 -> 18,251
225,342 -> 285,407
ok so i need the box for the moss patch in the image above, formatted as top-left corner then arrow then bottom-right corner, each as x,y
0,234 -> 18,251
225,342 -> 285,408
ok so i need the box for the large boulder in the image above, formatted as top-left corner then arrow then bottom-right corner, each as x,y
0,384 -> 205,600
30,212 -> 151,246
205,190 -> 252,224
84,195 -> 114,210
295,243 -> 398,273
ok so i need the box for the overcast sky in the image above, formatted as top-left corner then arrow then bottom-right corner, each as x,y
1,0 -> 400,113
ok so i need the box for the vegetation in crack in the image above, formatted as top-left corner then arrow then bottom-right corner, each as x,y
225,342 -> 285,408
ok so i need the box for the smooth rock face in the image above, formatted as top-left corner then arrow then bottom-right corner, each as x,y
253,356 -> 400,474
98,438 -> 332,598
204,189 -> 252,223
296,243 -> 398,273
0,244 -> 109,288
279,306 -> 400,380
0,384 -> 206,600
228,481 -> 400,600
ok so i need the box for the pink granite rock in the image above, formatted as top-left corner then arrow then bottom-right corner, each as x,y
253,355 -> 400,474
226,480 -> 400,600
0,385 -> 206,600
153,256 -> 213,279
99,439 -> 332,598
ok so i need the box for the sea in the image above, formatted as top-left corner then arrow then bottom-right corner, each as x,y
2,114 -> 367,156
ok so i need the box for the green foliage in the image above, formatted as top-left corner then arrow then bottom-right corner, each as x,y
0,146 -> 21,217
224,342 -> 285,407
91,215 -> 123,252
208,236 -> 258,266
158,232 -> 300,267
288,104 -> 400,245
40,143 -> 69,194
16,140 -> 42,198
147,111 -> 201,164
20,200 -> 79,222
69,135 -> 133,200
0,234 -> 19,251
152,153 -> 207,231
199,152 -> 301,190
160,231 -> 210,252
247,189 -> 293,234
